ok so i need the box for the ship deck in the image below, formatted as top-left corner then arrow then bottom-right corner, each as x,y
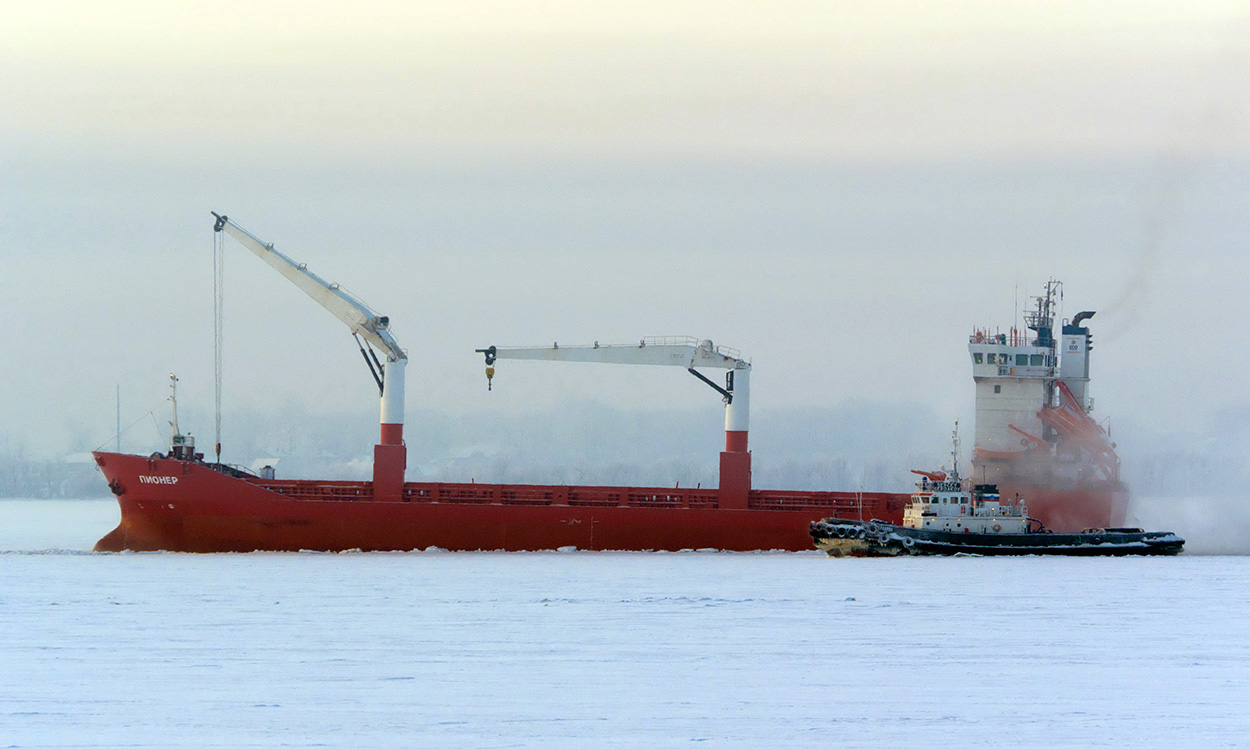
258,476 -> 897,515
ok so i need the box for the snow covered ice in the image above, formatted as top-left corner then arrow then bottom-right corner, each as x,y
2,499 -> 1248,747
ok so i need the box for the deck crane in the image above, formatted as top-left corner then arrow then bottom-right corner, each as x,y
212,212 -> 408,500
476,337 -> 754,509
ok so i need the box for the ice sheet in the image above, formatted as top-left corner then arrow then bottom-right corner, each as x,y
1,500 -> 1247,747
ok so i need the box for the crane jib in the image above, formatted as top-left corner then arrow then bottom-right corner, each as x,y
209,211 -> 406,364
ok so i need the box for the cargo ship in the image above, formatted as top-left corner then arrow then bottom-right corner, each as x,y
967,280 -> 1129,531
92,214 -> 910,552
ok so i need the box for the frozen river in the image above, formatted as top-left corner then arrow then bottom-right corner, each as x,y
2,499 -> 1248,747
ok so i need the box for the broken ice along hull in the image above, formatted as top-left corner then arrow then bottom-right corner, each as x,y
92,452 -> 910,552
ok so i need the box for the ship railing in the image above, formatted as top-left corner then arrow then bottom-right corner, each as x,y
642,335 -> 702,348
208,461 -> 258,479
265,479 -> 905,513
266,481 -> 371,500
413,483 -> 541,504
399,482 -> 721,509
978,505 -> 1027,517
641,335 -> 743,361
749,490 -> 907,513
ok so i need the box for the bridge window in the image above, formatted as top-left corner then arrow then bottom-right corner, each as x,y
1030,354 -> 1044,366
1015,354 -> 1028,366
987,353 -> 997,364
973,353 -> 983,364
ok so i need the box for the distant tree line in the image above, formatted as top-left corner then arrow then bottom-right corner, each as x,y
0,455 -> 105,498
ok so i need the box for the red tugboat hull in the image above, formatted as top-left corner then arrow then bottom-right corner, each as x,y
93,452 -> 909,553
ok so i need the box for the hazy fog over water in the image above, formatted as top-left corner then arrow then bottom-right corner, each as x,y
3,2 -> 1248,499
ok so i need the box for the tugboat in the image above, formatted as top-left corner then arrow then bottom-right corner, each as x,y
810,428 -> 1183,557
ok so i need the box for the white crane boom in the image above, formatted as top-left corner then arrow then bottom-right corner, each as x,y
211,213 -> 405,363
478,336 -> 752,448
484,337 -> 743,369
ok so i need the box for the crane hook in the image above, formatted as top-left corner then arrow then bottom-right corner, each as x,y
475,347 -> 497,392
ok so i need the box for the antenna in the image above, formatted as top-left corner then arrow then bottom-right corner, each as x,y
951,420 -> 961,481
1014,282 -> 1019,343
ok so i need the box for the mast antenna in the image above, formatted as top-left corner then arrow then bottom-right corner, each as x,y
951,420 -> 961,481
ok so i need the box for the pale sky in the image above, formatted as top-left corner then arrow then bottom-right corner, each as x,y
3,1 -> 1249,465
6,1 -> 1248,162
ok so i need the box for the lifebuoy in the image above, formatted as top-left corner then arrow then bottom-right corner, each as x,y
992,524 -> 1002,533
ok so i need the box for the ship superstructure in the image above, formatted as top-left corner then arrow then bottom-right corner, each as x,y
968,280 -> 1126,531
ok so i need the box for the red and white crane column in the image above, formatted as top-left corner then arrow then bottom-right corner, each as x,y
373,355 -> 407,500
719,363 -> 751,509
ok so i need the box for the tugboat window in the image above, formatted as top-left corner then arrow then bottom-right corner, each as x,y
994,385 -> 1001,394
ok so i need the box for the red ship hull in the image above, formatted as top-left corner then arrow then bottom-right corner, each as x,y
93,452 -> 910,552
995,482 -> 1129,533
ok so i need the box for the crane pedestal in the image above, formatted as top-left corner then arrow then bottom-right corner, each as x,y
719,452 -> 751,510
373,443 -> 407,502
